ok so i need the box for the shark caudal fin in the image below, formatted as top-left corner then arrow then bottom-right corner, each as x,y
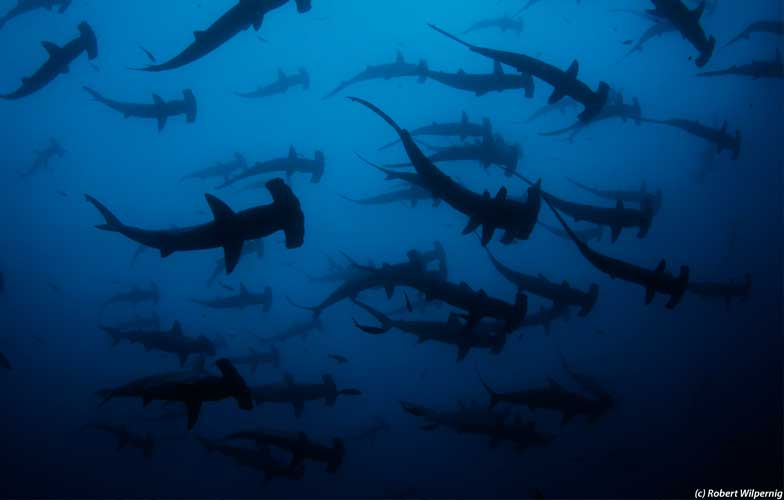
216,358 -> 254,411
262,286 -> 273,312
478,372 -> 501,409
312,151 -> 326,183
265,178 -> 305,249
323,374 -> 338,406
731,129 -> 742,160
78,22 -> 98,60
82,85 -> 108,104
299,67 -> 311,90
294,0 -> 312,13
327,438 -> 345,474
665,265 -> 690,309
183,89 -> 198,123
417,60 -> 429,83
99,326 -> 124,347
695,36 -> 716,69
351,298 -> 392,334
579,81 -> 611,123
578,283 -> 600,316
84,195 -> 125,232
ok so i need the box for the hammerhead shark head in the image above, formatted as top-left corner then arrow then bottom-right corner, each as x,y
546,197 -> 689,309
323,50 -> 428,99
257,317 -> 322,344
483,247 -> 599,316
566,177 -> 663,213
181,153 -> 248,183
638,117 -> 741,160
19,138 -> 65,178
425,61 -> 535,98
2,21 -> 98,99
227,429 -> 345,473
219,146 -> 325,187
195,435 -> 304,481
725,20 -> 784,46
338,185 -> 441,208
193,284 -> 273,312
383,133 -> 521,176
351,299 -> 507,362
538,92 -> 642,141
400,400 -> 554,451
83,87 -> 197,132
687,274 -> 751,310
697,50 -> 784,79
206,239 -> 264,287
377,111 -> 492,151
428,24 -> 609,122
0,0 -> 71,30
250,374 -> 361,417
82,423 -> 155,459
350,98 -> 541,246
102,283 -> 159,309
646,0 -> 715,67
464,15 -> 523,36
228,345 -> 280,372
137,0 -> 312,72
101,320 -> 216,367
85,177 -> 305,274
235,67 -> 310,98
136,358 -> 253,430
525,98 -> 579,124
621,19 -> 678,60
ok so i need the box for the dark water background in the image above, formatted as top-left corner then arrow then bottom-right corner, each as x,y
0,0 -> 781,498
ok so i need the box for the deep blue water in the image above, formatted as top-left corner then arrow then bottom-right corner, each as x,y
0,0 -> 782,498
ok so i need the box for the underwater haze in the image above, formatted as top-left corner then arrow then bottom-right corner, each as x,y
0,0 -> 782,498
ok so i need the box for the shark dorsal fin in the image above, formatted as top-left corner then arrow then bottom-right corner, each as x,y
493,61 -> 504,76
288,145 -> 297,159
458,68 -> 466,75
204,194 -> 235,222
395,50 -> 404,64
691,1 -> 706,20
655,259 -> 666,273
566,60 -> 579,79
41,41 -> 60,56
152,94 -> 164,106
171,321 -> 183,335
495,187 -> 508,201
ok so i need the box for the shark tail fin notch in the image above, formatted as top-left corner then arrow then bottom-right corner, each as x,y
84,195 -> 125,232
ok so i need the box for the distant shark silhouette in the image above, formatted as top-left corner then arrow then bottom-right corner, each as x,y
235,68 -> 310,98
323,50 -> 428,99
83,87 -> 197,131
0,0 -> 72,31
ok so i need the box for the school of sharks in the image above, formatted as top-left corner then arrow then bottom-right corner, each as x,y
0,0 -> 782,498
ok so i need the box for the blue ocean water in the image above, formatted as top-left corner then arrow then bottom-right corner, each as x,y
0,0 -> 781,498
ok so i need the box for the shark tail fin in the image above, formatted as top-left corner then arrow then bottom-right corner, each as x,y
665,266 -> 690,309
183,89 -> 197,123
286,296 -> 321,318
696,35 -> 716,68
78,22 -> 98,60
417,60 -> 429,83
350,299 -> 392,334
262,286 -> 273,312
82,86 -> 107,103
95,389 -> 114,407
84,194 -> 124,232
265,178 -> 304,249
327,438 -> 345,474
216,359 -> 254,411
323,374 -> 338,406
299,67 -> 310,90
311,151 -> 326,183
579,283 -> 600,316
478,372 -> 500,409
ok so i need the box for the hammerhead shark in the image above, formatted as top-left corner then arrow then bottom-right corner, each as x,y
114,312 -> 161,332
82,423 -> 155,459
219,146 -> 325,187
546,197 -> 689,309
566,177 -> 663,213
339,185 -> 440,208
638,117 -> 741,160
687,274 -> 751,310
724,20 -> 783,46
697,50 -> 784,79
0,0 -> 72,30
137,0 -> 312,72
83,87 -> 197,131
193,284 -> 273,312
519,302 -> 572,335
206,239 -> 264,287
351,299 -> 507,362
384,133 -> 521,177
85,177 -> 305,274
257,317 -> 323,344
323,50 -> 428,99
647,0 -> 715,67
464,15 -> 523,36
428,24 -> 609,122
100,320 -> 216,367
228,345 -> 280,372
250,373 -> 361,417
102,283 -> 159,309
377,111 -> 492,151
227,429 -> 345,473
235,67 -> 310,98
2,21 -> 98,99
195,435 -> 304,481
538,92 -> 642,141
350,98 -> 541,246
134,358 -> 253,430
425,61 -> 535,98
483,247 -> 599,316
181,153 -> 248,183
620,19 -> 678,60
19,138 -> 65,178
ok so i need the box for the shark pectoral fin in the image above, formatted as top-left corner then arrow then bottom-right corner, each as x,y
186,400 -> 203,430
222,240 -> 244,274
253,13 -> 264,31
157,115 -> 167,132
293,399 -> 305,418
384,283 -> 395,299
548,86 -> 567,105
610,225 -> 621,243
462,216 -> 481,235
644,287 -> 655,305
501,230 -> 515,244
41,41 -> 61,56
